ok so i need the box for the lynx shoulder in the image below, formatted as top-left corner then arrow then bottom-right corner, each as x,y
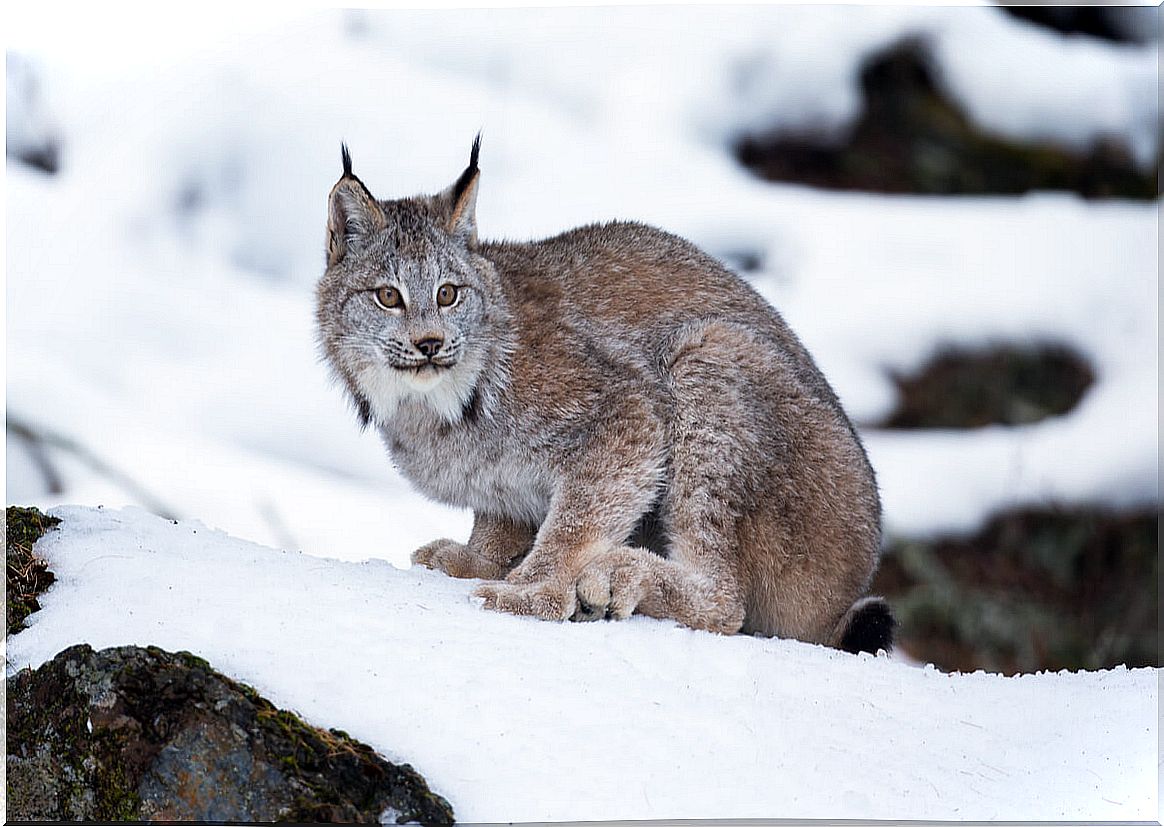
316,138 -> 893,653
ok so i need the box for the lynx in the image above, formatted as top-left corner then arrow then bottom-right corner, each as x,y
316,138 -> 894,652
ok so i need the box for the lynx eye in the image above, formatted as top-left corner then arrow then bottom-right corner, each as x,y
436,284 -> 459,308
374,286 -> 403,310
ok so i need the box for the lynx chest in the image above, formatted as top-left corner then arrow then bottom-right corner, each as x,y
380,408 -> 553,526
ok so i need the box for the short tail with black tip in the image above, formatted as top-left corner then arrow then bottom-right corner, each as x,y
831,596 -> 895,654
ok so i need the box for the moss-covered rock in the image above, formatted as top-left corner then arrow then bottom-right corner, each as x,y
873,506 -> 1159,674
6,644 -> 455,823
6,505 -> 60,636
735,37 -> 1159,200
880,342 -> 1095,429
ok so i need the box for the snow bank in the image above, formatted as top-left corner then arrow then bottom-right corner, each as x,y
6,506 -> 1158,821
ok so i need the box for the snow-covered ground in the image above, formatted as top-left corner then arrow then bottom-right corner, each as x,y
6,505 -> 1158,821
4,7 -> 1160,819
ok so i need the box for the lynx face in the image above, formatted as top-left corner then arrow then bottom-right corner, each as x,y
335,223 -> 492,422
317,140 -> 495,425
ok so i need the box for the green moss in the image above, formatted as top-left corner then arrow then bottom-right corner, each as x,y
234,679 -> 274,711
6,506 -> 61,635
169,649 -> 213,672
249,704 -> 453,823
90,732 -> 143,820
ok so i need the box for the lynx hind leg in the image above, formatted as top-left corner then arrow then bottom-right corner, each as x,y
572,545 -> 644,622
569,323 -> 782,633
571,545 -> 745,634
606,319 -> 799,634
667,319 -> 881,644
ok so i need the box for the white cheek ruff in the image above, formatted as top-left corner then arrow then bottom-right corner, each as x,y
357,353 -> 482,426
356,365 -> 411,422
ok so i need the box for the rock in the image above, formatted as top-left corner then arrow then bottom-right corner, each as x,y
6,644 -> 455,824
735,37 -> 1158,200
872,507 -> 1159,674
879,342 -> 1095,430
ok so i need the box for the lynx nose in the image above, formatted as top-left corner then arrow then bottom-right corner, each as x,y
413,336 -> 444,359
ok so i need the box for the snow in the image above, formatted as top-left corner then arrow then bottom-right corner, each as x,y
935,12 -> 1161,167
6,505 -> 1158,821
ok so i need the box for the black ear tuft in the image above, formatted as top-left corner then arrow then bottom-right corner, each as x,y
469,131 -> 481,171
327,146 -> 385,266
452,133 -> 482,205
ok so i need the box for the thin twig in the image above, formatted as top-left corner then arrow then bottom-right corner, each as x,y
6,418 -> 64,494
5,412 -> 180,521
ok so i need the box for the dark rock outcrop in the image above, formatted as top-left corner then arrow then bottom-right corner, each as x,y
873,507 -> 1159,674
879,342 -> 1095,430
735,37 -> 1158,200
6,644 -> 455,823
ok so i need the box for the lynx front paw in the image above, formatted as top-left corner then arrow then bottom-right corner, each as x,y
411,539 -> 509,580
570,550 -> 649,622
503,555 -> 554,585
473,581 -> 576,621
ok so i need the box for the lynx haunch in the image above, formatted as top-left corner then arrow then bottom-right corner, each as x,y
316,137 -> 893,653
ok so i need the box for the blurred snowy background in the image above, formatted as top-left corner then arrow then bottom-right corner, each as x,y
6,5 -> 1159,674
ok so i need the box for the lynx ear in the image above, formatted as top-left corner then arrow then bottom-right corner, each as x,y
327,144 -> 386,266
442,134 -> 481,245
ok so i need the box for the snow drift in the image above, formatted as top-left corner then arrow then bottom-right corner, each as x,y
6,506 -> 1158,821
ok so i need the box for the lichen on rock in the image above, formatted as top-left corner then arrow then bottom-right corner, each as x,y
6,644 -> 455,824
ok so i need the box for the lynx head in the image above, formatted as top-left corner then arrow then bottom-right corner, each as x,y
316,136 -> 504,427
